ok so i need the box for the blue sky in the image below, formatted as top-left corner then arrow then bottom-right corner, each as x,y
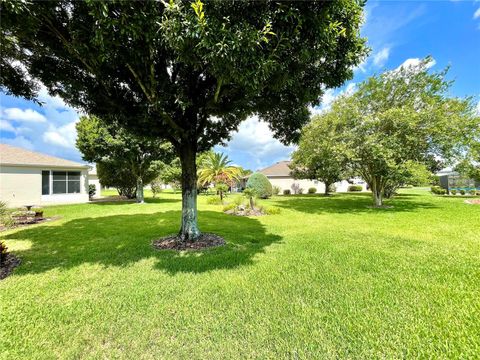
1,0 -> 479,171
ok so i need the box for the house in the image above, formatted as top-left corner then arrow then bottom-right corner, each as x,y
436,168 -> 479,192
0,143 -> 90,207
253,160 -> 366,194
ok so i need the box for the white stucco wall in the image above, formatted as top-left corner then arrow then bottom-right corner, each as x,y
0,165 -> 89,207
267,176 -> 368,194
88,174 -> 101,198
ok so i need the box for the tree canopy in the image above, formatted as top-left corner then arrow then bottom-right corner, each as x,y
290,112 -> 350,195
2,0 -> 367,240
76,115 -> 174,203
315,58 -> 479,206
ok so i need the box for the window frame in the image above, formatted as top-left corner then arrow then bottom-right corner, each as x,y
41,170 -> 82,195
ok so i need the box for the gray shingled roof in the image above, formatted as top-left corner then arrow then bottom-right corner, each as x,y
0,143 -> 88,168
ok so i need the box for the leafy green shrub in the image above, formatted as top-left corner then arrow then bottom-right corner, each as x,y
476,191 -> 480,196
232,195 -> 244,206
308,187 -> 316,194
460,189 -> 466,195
246,173 -> 272,199
431,186 -> 447,195
264,206 -> 281,215
450,189 -> 457,195
0,240 -> 8,266
468,189 -> 476,196
88,184 -> 96,199
222,203 -> 237,212
150,179 -> 163,198
348,185 -> 362,192
272,186 -> 281,195
206,196 -> 222,205
283,189 -> 291,195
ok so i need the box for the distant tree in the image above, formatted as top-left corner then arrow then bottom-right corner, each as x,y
2,1 -> 367,240
456,141 -> 480,182
96,162 -> 137,199
290,113 -> 350,195
198,152 -> 241,188
327,58 -> 479,207
76,116 -> 174,203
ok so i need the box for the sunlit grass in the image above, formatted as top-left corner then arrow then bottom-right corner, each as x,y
1,189 -> 479,358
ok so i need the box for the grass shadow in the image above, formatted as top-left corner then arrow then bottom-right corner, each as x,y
271,192 -> 437,215
3,210 -> 282,276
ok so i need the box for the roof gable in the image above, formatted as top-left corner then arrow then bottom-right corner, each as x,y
0,143 -> 88,168
258,161 -> 292,177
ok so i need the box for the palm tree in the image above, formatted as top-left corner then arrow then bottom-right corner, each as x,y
197,152 -> 241,189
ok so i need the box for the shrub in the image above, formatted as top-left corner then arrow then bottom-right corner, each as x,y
431,186 -> 447,195
151,179 -> 163,198
272,186 -> 281,195
283,189 -> 291,195
0,240 -> 8,266
328,184 -> 337,193
232,195 -> 244,206
468,189 -> 476,196
460,189 -> 466,195
348,185 -> 363,192
308,187 -> 317,194
222,203 -> 237,212
88,184 -> 96,199
246,173 -> 272,199
264,206 -> 281,215
450,189 -> 457,195
476,190 -> 480,196
206,196 -> 222,205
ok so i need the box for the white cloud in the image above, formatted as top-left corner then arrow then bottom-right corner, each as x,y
43,121 -> 78,148
373,47 -> 390,67
474,8 -> 480,19
219,116 -> 295,170
2,108 -> 47,123
0,120 -> 16,133
37,85 -> 70,110
310,82 -> 356,114
395,57 -> 436,71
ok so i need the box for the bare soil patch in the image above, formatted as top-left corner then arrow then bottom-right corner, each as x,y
465,199 -> 480,205
0,254 -> 21,280
153,233 -> 226,251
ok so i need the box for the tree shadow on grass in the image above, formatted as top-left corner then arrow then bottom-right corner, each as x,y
271,193 -> 437,215
3,211 -> 281,276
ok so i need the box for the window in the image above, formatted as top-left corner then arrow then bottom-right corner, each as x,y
42,171 -> 50,195
51,171 -> 81,194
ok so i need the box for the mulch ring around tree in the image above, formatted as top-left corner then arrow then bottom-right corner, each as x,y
465,199 -> 480,205
0,216 -> 61,232
0,254 -> 21,280
153,233 -> 226,251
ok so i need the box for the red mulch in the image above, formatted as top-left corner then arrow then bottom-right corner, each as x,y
153,233 -> 226,251
465,199 -> 480,205
0,253 -> 21,280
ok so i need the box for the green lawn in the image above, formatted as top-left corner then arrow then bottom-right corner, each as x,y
1,189 -> 479,358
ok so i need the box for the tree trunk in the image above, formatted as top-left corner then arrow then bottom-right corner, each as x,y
249,197 -> 255,210
179,144 -> 201,241
324,182 -> 330,196
136,177 -> 144,203
370,178 -> 383,207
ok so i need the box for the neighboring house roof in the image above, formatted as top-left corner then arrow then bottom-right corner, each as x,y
0,143 -> 88,169
258,160 -> 292,177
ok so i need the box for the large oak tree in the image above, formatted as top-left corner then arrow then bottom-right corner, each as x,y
1,0 -> 367,240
